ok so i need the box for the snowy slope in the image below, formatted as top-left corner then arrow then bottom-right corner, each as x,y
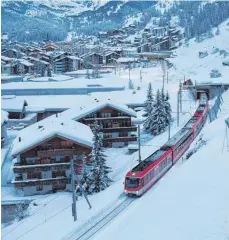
170,19 -> 229,84
92,91 -> 229,240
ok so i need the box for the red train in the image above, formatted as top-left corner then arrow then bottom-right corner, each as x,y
124,103 -> 208,197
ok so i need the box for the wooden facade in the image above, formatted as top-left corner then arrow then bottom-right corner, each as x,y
78,106 -> 137,148
12,136 -> 91,195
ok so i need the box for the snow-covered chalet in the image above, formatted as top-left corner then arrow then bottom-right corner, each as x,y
11,114 -> 93,196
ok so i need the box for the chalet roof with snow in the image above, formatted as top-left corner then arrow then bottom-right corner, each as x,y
59,102 -> 137,121
12,115 -> 93,157
116,57 -> 139,63
54,56 -> 82,62
18,59 -> 34,67
1,56 -> 12,62
1,110 -> 9,126
2,97 -> 28,113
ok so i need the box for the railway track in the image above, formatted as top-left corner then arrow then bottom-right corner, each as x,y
64,196 -> 135,240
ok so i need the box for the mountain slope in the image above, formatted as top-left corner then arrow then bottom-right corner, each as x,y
2,0 -> 229,42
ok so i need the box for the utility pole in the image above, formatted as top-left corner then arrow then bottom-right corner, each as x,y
168,120 -> 171,140
177,91 -> 180,127
138,125 -> 141,164
179,81 -> 182,113
162,74 -> 165,92
128,62 -> 131,80
71,158 -> 77,221
70,156 -> 92,222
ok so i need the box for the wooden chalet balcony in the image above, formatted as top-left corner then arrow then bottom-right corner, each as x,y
103,136 -> 137,143
101,126 -> 137,133
13,177 -> 70,188
37,149 -> 77,158
13,162 -> 70,173
84,116 -> 130,123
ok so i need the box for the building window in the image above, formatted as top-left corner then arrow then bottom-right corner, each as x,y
36,185 -> 43,191
119,132 -> 128,137
101,112 -> 111,118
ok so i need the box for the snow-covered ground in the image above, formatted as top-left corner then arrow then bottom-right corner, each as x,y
92,90 -> 229,240
2,18 -> 229,240
169,20 -> 229,84
1,57 -> 195,240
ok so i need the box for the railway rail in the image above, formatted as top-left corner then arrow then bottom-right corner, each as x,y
64,196 -> 135,240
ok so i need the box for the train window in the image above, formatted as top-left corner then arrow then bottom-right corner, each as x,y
125,177 -> 139,188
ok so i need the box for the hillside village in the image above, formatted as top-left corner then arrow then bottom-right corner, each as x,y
1,23 -> 183,76
1,3 -> 229,240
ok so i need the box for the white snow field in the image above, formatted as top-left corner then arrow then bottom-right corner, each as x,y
92,91 -> 229,240
2,19 -> 229,240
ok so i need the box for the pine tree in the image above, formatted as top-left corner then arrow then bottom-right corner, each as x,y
165,90 -> 170,101
79,154 -> 92,194
86,68 -> 90,79
149,89 -> 168,135
143,82 -> 154,117
163,90 -> 172,125
41,66 -> 45,77
88,122 -> 112,193
47,67 -> 52,77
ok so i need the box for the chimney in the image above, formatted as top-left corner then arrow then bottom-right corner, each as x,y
19,137 -> 21,142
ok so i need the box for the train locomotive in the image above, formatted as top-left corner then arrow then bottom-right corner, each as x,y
124,103 -> 208,197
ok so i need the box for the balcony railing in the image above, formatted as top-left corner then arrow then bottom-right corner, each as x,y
14,158 -> 70,166
84,116 -> 131,122
103,136 -> 137,143
101,126 -> 137,133
37,149 -> 78,158
13,162 -> 71,173
13,177 -> 70,187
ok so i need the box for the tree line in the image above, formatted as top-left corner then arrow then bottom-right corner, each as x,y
143,82 -> 172,135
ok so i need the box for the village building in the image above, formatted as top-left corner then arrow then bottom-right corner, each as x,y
8,59 -> 34,75
1,56 -> 13,75
54,56 -> 82,73
116,57 -> 139,68
42,42 -> 59,52
11,116 -> 93,196
102,50 -> 120,64
1,110 -> 8,147
27,56 -> 50,74
1,97 -> 37,128
81,52 -> 104,66
60,102 -> 137,148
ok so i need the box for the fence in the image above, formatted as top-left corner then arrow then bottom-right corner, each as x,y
208,87 -> 224,122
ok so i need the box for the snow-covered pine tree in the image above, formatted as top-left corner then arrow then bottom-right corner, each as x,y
165,90 -> 170,101
78,153 -> 92,194
86,68 -> 90,79
41,66 -> 45,77
91,66 -> 100,78
143,82 -> 154,117
47,67 -> 52,77
149,89 -> 168,135
88,122 -> 112,193
163,90 -> 172,125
